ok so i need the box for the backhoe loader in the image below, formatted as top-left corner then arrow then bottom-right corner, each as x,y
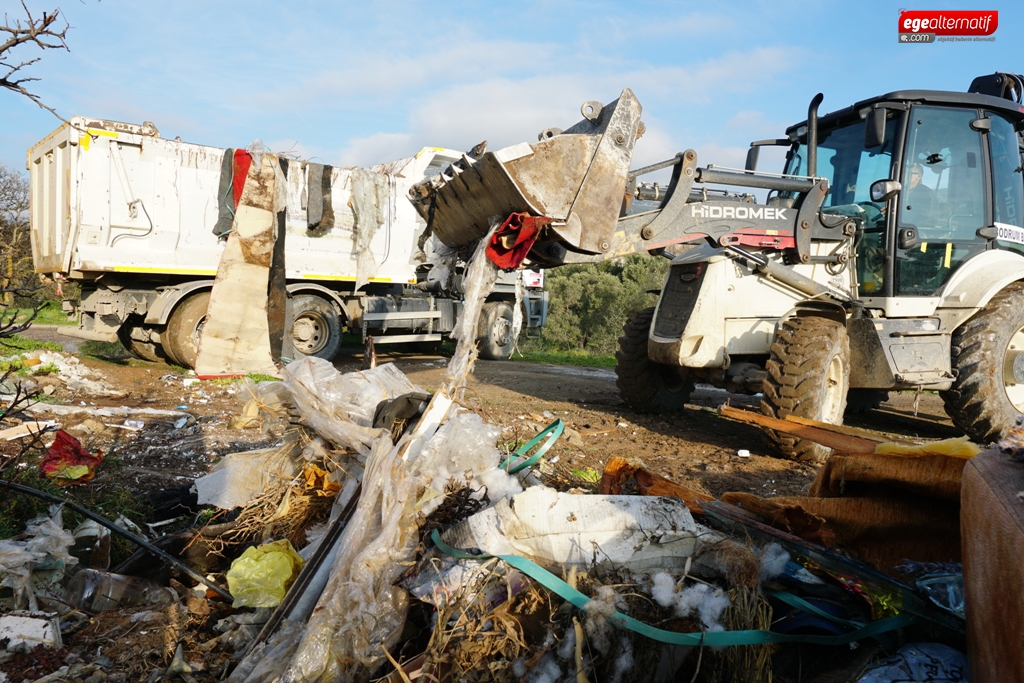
413,72 -> 1024,459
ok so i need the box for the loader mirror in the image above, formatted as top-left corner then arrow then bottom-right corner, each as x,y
865,108 -> 887,148
745,146 -> 760,172
870,179 -> 902,202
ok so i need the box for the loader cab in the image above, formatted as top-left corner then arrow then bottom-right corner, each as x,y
782,88 -> 1024,301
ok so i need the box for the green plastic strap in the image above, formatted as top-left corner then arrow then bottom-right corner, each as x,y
499,419 -> 564,474
431,529 -> 913,647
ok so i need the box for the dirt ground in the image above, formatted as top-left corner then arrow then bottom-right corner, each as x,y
14,324 -> 965,504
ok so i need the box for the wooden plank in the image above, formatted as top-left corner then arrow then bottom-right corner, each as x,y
782,414 -> 910,444
718,406 -> 879,453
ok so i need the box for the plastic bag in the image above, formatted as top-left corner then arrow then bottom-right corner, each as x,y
0,506 -> 76,610
856,642 -> 967,682
226,539 -> 305,608
280,358 -> 424,456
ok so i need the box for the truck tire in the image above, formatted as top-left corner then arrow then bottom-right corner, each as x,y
290,294 -> 343,361
761,316 -> 850,461
615,307 -> 694,413
164,291 -> 210,369
117,324 -> 164,363
845,388 -> 889,414
477,301 -> 515,360
942,282 -> 1024,443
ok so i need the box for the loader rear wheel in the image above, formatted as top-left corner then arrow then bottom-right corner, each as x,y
290,294 -> 342,361
615,307 -> 694,414
477,301 -> 515,360
164,291 -> 210,369
761,316 -> 850,461
942,282 -> 1024,443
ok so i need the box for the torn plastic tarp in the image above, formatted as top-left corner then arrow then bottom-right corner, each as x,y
40,430 -> 103,486
351,168 -> 390,290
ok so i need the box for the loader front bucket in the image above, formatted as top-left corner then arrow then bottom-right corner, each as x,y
411,88 -> 643,256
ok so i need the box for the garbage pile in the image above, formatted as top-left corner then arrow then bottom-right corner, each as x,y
0,348 -> 120,398
0,234 -> 975,683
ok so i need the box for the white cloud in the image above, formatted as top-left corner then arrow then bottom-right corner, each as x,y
337,132 -> 413,167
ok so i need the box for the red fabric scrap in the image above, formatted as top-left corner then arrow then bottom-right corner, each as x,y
40,430 -> 104,486
232,149 -> 253,207
485,213 -> 549,270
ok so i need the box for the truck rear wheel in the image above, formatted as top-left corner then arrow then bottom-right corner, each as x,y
290,294 -> 342,361
477,301 -> 515,360
164,291 -> 210,369
615,307 -> 694,413
942,282 -> 1024,443
117,320 -> 165,363
761,316 -> 850,461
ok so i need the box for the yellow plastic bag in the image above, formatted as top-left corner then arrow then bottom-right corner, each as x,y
226,539 -> 305,608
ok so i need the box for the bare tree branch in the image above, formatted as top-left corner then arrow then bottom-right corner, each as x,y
0,2 -> 69,121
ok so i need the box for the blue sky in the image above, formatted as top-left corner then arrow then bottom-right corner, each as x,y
1,1 -> 1020,177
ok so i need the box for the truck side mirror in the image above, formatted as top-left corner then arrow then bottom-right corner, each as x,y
870,179 -> 902,202
865,108 -> 887,148
745,146 -> 760,172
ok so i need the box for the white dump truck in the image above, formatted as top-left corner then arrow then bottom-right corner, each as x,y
28,117 -> 547,367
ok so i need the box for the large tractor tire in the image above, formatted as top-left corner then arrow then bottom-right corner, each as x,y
290,294 -> 343,361
942,282 -> 1024,443
762,316 -> 850,461
477,301 -> 515,360
615,307 -> 694,413
163,291 -> 210,369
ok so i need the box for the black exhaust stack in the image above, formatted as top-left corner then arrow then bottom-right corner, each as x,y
807,93 -> 824,178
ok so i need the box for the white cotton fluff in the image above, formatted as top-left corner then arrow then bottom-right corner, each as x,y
557,626 -> 577,660
758,543 -> 791,582
583,585 -> 624,655
608,636 -> 635,683
649,573 -> 731,632
525,652 -> 563,683
651,572 -> 680,609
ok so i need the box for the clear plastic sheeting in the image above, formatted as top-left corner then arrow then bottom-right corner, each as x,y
0,506 -> 76,610
276,358 -> 426,457
414,412 -> 523,517
444,221 -> 500,394
279,434 -> 418,682
194,444 -> 301,510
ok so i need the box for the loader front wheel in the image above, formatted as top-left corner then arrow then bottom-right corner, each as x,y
761,316 -> 850,461
942,282 -> 1024,443
164,291 -> 210,369
477,301 -> 516,360
615,307 -> 694,414
290,295 -> 343,361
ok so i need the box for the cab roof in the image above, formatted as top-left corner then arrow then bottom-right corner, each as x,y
786,89 -> 1024,137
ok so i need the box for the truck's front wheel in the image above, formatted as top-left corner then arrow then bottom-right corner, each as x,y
164,291 -> 210,369
761,316 -> 850,461
615,307 -> 694,413
290,295 -> 343,361
943,282 -> 1024,443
